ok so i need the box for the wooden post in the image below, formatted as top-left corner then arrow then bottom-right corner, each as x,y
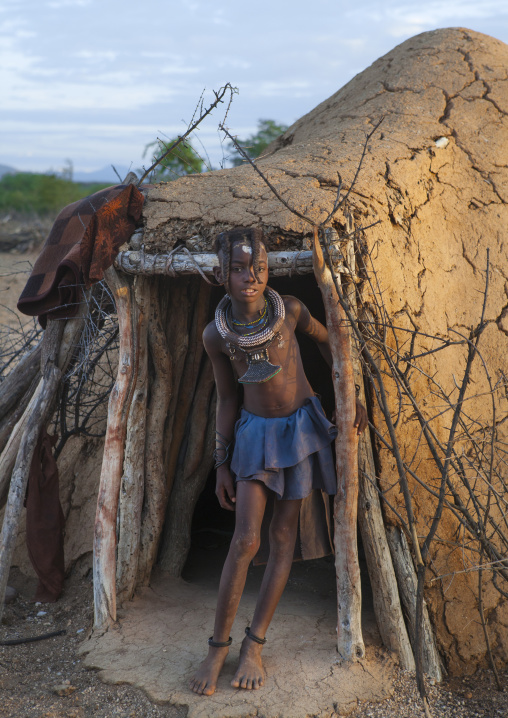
357,431 -> 416,669
165,280 -> 211,491
116,276 -> 149,603
0,376 -> 40,487
93,267 -> 137,632
0,341 -> 42,447
0,307 -> 87,621
342,218 -> 415,670
115,247 -> 348,278
159,362 -> 215,576
312,227 -> 364,661
162,279 -> 193,472
0,378 -> 44,508
0,363 -> 61,624
137,279 -> 173,586
386,525 -> 443,681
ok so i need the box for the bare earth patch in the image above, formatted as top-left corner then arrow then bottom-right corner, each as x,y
1,564 -> 506,718
0,570 -> 184,718
0,246 -> 40,329
79,564 -> 393,718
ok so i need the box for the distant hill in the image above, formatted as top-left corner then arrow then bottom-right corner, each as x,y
72,165 -> 132,183
0,164 -> 17,178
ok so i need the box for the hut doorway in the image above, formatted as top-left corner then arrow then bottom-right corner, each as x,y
162,273 -> 378,647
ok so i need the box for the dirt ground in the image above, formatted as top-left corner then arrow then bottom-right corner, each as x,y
1,559 -> 508,718
0,250 -> 40,327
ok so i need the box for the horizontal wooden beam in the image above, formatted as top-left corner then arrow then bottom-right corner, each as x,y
115,248 -> 353,279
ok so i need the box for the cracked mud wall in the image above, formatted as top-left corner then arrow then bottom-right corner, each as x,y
340,29 -> 508,675
139,28 -> 508,674
283,28 -> 508,675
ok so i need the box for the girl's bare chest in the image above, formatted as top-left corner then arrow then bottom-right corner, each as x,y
221,319 -> 299,373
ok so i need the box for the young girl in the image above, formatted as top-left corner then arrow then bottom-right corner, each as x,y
190,227 -> 367,696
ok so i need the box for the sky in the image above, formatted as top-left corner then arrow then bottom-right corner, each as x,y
1,0 -> 508,178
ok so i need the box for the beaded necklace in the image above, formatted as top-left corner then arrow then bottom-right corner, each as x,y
226,303 -> 270,337
215,288 -> 285,384
230,297 -> 268,328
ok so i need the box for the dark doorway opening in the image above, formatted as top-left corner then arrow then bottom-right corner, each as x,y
185,274 -> 335,569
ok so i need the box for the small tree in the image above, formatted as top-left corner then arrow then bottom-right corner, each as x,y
143,137 -> 204,181
227,119 -> 289,166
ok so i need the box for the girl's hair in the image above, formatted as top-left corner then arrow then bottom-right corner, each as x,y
214,227 -> 264,285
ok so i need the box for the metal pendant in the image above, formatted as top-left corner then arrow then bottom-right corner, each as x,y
238,348 -> 282,384
226,342 -> 238,360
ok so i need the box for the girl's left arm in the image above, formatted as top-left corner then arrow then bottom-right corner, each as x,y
287,296 -> 368,434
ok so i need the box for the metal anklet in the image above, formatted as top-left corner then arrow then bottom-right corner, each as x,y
208,636 -> 232,648
245,627 -> 267,645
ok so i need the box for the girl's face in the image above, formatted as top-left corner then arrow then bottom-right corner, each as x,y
227,241 -> 268,306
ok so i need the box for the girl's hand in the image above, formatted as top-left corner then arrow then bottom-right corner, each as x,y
216,466 -> 236,511
331,400 -> 368,435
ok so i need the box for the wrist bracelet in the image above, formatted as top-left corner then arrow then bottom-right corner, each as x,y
213,431 -> 233,469
214,455 -> 230,469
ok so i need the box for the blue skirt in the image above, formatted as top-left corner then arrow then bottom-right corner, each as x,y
230,395 -> 337,500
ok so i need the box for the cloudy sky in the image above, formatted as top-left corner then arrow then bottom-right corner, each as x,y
1,0 -> 507,177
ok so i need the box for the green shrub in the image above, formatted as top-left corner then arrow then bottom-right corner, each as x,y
0,173 -> 110,215
227,119 -> 289,166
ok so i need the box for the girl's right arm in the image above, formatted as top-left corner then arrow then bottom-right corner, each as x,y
203,322 -> 239,510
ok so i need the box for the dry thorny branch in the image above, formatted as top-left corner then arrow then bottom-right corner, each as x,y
0,310 -> 42,379
137,84 -> 237,185
0,282 -> 119,460
222,122 -> 507,709
51,282 -> 119,459
353,244 -> 507,700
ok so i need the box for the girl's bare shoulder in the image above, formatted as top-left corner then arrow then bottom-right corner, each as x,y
282,295 -> 305,319
203,320 -> 222,353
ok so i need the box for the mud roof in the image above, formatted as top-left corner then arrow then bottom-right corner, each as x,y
141,27 -> 508,253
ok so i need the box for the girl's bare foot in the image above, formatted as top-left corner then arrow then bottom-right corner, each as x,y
190,645 -> 230,696
231,636 -> 265,690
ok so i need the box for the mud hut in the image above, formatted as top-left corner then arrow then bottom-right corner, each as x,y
1,26 -> 507,699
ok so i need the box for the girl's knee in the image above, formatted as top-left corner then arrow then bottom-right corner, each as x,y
231,530 -> 260,560
269,524 -> 296,553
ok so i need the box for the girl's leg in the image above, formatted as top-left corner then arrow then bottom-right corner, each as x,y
190,480 -> 268,696
211,480 -> 268,639
231,497 -> 302,690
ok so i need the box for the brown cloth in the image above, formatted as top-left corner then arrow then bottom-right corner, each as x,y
17,184 -> 144,326
25,429 -> 65,603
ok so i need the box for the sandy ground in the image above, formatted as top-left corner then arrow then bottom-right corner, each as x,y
81,549 -> 393,718
0,248 -> 40,328
0,214 -> 52,324
2,548 -> 507,718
